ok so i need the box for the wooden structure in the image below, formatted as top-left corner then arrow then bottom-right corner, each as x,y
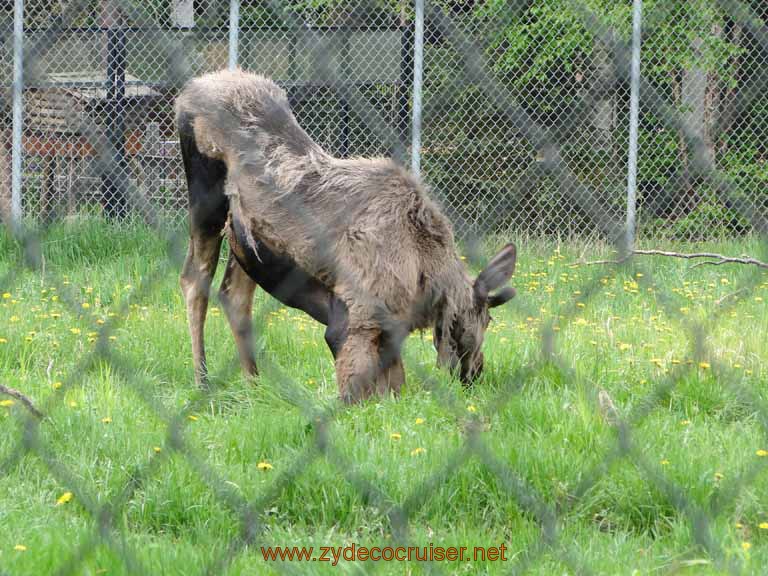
23,71 -> 160,221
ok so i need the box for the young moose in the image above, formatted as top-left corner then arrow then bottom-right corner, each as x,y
176,69 -> 517,403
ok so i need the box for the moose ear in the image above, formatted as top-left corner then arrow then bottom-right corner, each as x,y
474,243 -> 517,300
488,286 -> 516,308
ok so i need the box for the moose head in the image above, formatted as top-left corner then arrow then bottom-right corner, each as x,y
433,243 -> 517,384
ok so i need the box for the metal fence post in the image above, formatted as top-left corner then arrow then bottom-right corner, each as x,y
11,0 -> 24,226
228,0 -> 240,70
625,0 -> 642,250
410,0 -> 424,177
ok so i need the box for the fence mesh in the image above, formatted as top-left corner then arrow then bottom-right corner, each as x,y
1,0 -> 765,239
1,0 -> 767,574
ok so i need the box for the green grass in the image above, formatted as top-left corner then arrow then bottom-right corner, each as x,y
1,218 -> 767,575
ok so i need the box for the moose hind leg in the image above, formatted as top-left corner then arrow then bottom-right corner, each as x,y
219,252 -> 258,377
181,233 -> 223,388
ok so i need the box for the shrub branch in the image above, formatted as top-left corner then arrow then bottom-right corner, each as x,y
576,249 -> 768,269
0,384 -> 44,419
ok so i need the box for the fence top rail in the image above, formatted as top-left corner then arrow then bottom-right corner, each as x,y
20,23 -> 407,34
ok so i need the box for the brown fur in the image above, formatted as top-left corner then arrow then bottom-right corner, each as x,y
176,69 -> 516,402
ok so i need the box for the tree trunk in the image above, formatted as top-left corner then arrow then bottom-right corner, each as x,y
679,26 -> 722,212
171,0 -> 194,28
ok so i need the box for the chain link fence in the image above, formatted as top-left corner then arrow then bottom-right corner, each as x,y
1,0 -> 766,239
1,0 -> 768,574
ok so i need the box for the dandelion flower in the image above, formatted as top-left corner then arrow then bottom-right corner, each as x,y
81,303 -> 90,309
257,461 -> 273,471
68,401 -> 78,408
741,542 -> 751,551
2,292 -> 10,299
14,544 -> 27,552
760,523 -> 768,530
0,337 -> 7,344
714,472 -> 723,481
735,522 -> 743,529
467,404 -> 477,413
756,449 -> 768,457
410,447 -> 426,456
187,415 -> 198,422
415,417 -> 425,425
660,459 -> 670,466
699,362 -> 711,370
52,381 -> 63,390
101,417 -> 112,424
390,433 -> 402,441
69,328 -> 81,335
56,491 -> 73,505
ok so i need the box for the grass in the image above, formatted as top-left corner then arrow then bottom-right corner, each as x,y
1,218 -> 767,575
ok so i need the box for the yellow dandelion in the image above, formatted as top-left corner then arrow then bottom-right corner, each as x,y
68,400 -> 78,408
390,432 -> 402,441
14,544 -> 27,552
10,315 -> 19,322
467,404 -> 477,413
759,523 -> 768,530
52,381 -> 63,390
714,472 -> 723,481
101,417 -> 112,424
576,302 -> 585,308
741,542 -> 751,551
698,362 -> 711,370
736,522 -> 743,529
187,415 -> 198,422
153,446 -> 162,453
756,449 -> 768,457
56,491 -> 74,505
660,459 -> 670,466
1,399 -> 15,407
81,302 -> 90,309
257,461 -> 273,471
2,292 -> 10,299
410,447 -> 426,456
680,419 -> 691,426
0,337 -> 7,344
619,342 -> 631,351
415,417 -> 425,425
720,278 -> 730,285
69,328 -> 81,335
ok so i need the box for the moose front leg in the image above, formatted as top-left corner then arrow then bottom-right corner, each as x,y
335,327 -> 406,404
180,233 -> 223,388
219,252 -> 258,377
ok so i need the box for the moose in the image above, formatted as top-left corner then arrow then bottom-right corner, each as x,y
176,69 -> 517,403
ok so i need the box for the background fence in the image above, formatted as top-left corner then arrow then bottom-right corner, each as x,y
2,2 -> 768,575
1,0 -> 765,240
